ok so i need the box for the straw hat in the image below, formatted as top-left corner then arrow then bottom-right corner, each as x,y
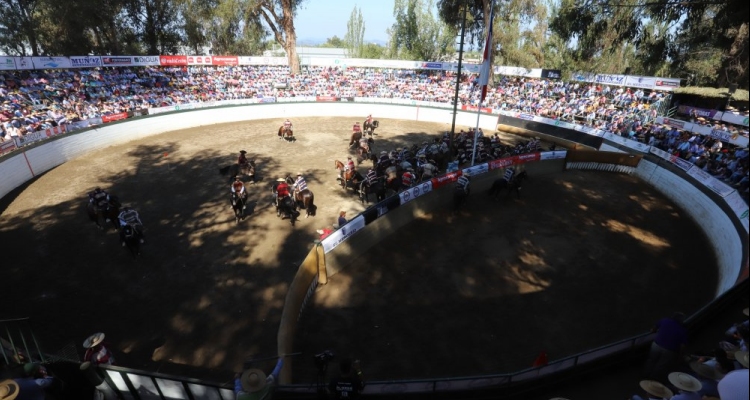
639,380 -> 673,398
83,332 -> 105,349
276,178 -> 286,182
0,380 -> 19,400
736,351 -> 749,369
668,372 -> 702,392
240,368 -> 267,393
690,360 -> 727,381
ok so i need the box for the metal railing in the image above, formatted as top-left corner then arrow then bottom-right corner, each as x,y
0,317 -> 45,365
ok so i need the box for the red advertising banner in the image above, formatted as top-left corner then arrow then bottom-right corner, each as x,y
102,112 -> 129,123
0,139 -> 17,155
43,126 -> 66,137
488,156 -> 515,170
513,153 -> 541,164
159,55 -> 188,66
316,96 -> 339,102
187,55 -> 212,65
461,105 -> 493,113
431,170 -> 463,189
212,56 -> 238,66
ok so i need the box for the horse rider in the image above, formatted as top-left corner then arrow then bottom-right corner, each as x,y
502,166 -> 516,184
292,172 -> 307,198
365,114 -> 373,127
401,168 -> 415,192
456,172 -> 471,195
421,159 -> 438,181
352,121 -> 362,133
359,135 -> 370,154
118,206 -> 145,244
238,150 -> 248,166
365,167 -> 378,187
377,150 -> 390,166
231,176 -> 247,208
274,178 -> 291,207
282,118 -> 293,137
88,187 -> 112,216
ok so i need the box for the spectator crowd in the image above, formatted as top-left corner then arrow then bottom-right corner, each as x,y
1,64 -> 747,202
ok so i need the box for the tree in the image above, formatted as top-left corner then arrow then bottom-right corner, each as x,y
344,5 -> 365,57
389,0 -> 456,61
319,35 -> 344,48
248,0 -> 304,73
361,42 -> 387,59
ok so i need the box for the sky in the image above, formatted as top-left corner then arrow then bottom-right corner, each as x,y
294,0 -> 397,44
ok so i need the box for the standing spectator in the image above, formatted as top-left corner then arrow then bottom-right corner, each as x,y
233,357 -> 283,400
328,358 -> 365,399
644,313 -> 688,380
83,332 -> 115,366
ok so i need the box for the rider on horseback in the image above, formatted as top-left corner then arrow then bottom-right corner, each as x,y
340,156 -> 356,182
88,187 -> 111,211
502,166 -> 516,183
365,167 -> 378,187
282,119 -> 293,138
456,172 -> 471,195
292,172 -> 307,197
231,176 -> 247,208
275,178 -> 291,207
352,122 -> 361,133
420,158 -> 438,181
118,206 -> 145,245
238,150 -> 248,166
401,168 -> 415,192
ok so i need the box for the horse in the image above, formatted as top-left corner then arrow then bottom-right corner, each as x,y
335,160 -> 364,191
364,120 -> 379,135
350,130 -> 362,147
278,126 -> 295,142
87,195 -> 121,231
220,160 -> 257,184
358,178 -> 387,204
271,182 -> 300,225
120,224 -> 141,258
285,176 -> 316,218
231,192 -> 247,223
487,170 -> 529,200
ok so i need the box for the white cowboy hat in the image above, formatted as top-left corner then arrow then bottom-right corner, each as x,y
736,351 -> 749,369
0,379 -> 20,400
690,360 -> 727,381
639,380 -> 673,398
296,172 -> 303,176
240,368 -> 267,393
668,372 -> 702,392
83,332 -> 105,349
276,178 -> 286,182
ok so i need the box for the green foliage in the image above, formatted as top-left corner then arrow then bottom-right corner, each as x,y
319,36 -> 345,48
389,0 -> 456,61
360,42 -> 387,59
345,5 -> 365,57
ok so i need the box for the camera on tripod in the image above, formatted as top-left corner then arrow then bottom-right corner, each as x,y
313,350 -> 335,369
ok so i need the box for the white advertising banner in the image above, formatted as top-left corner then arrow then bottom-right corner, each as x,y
723,190 -> 749,232
685,166 -> 735,198
540,151 -> 567,160
13,57 -> 34,70
31,56 -> 71,69
238,56 -> 288,66
0,56 -> 16,70
574,72 -> 680,91
721,112 -> 749,127
398,180 -> 433,205
102,56 -> 134,66
69,56 -> 102,68
692,124 -> 749,147
602,132 -> 650,153
462,163 -> 489,177
0,140 -> 17,154
321,215 -> 366,253
649,146 -> 693,171
131,56 -> 161,66
594,74 -> 627,86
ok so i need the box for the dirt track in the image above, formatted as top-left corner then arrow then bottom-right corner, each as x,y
0,117 -> 716,383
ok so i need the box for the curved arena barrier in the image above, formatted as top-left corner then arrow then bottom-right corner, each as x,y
1,102 -> 747,395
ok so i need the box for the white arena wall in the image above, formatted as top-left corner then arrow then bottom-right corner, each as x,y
0,102 -> 745,297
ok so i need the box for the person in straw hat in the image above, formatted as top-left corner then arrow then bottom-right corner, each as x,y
667,372 -> 702,399
0,380 -> 19,400
233,357 -> 283,400
630,379 -> 673,400
83,332 -> 115,366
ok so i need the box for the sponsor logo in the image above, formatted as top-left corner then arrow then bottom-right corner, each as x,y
490,158 -> 514,169
102,57 -> 132,65
422,62 -> 442,69
595,74 -> 625,85
516,153 -> 538,162
71,56 -> 101,67
413,186 -> 420,197
662,118 -> 685,129
377,205 -> 388,217
744,117 -> 749,125
434,172 -> 460,185
134,56 -> 159,63
518,113 -> 534,121
403,191 -> 411,201
655,79 -> 679,88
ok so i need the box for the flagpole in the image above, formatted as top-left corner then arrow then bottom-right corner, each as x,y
470,100 -> 482,166
471,0 -> 495,166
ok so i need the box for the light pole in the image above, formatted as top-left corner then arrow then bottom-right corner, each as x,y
449,2 -> 469,138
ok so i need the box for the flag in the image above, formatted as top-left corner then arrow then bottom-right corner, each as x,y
478,3 -> 496,103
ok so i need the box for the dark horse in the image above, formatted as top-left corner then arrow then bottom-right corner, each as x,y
220,160 -> 257,184
349,130 -> 362,147
358,178 -> 386,204
278,126 -> 295,142
284,176 -> 316,218
87,195 -> 121,230
231,192 -> 247,224
335,160 -> 364,191
363,120 -> 379,135
120,224 -> 141,258
271,182 -> 299,226
487,170 -> 529,200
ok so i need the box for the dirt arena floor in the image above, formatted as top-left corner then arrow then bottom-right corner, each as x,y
0,116 -> 717,385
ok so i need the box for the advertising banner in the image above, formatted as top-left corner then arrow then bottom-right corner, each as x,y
69,56 -> 102,68
31,56 -> 72,69
461,105 -> 493,113
0,140 -> 17,155
463,163 -> 489,177
316,96 -> 338,102
187,55 -> 212,65
102,56 -> 134,66
420,62 -> 443,69
102,112 -> 129,123
721,112 -> 749,127
45,125 -> 66,137
259,97 -> 276,103
238,56 -> 287,65
540,151 -> 567,160
661,117 -> 687,130
723,190 -> 750,232
653,78 -> 681,90
363,195 -> 401,225
488,156 -> 515,170
431,170 -> 463,189
513,153 -> 541,164
623,76 -> 657,90
541,69 -> 562,79
573,124 -> 606,137
685,166 -> 735,198
399,181 -> 433,205
212,56 -> 239,66
159,55 -> 188,66
14,130 -> 48,146
131,56 -> 161,66
14,57 -> 34,70
494,66 -> 542,78
594,74 -> 627,86
603,132 -> 650,153
0,56 -> 16,70
692,124 -> 749,147
320,215 -> 366,253
677,105 -> 723,120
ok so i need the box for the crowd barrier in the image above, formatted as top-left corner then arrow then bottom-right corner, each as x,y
1,101 -> 747,394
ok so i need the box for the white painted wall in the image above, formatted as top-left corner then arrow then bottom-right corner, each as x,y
634,160 -> 743,294
0,103 -> 743,297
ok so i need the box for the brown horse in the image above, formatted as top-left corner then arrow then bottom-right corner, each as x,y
283,175 -> 316,218
87,195 -> 121,230
277,126 -> 295,142
350,130 -> 362,147
335,160 -> 363,191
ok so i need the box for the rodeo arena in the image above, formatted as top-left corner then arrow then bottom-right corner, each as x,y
0,52 -> 749,400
